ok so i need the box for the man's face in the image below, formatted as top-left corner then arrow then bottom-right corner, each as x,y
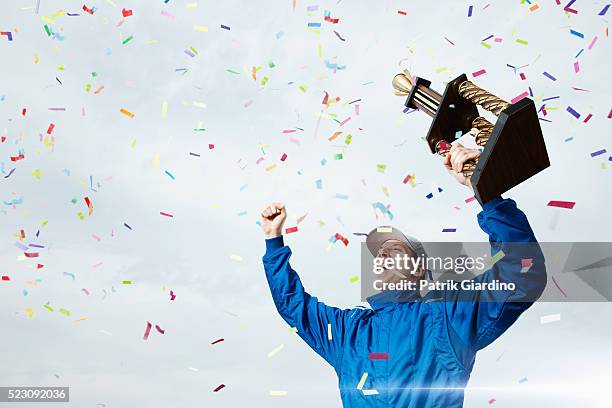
375,239 -> 425,285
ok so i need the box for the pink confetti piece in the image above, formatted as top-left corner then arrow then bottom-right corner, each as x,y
511,91 -> 529,104
465,196 -> 477,203
340,116 -> 351,126
280,153 -> 288,161
519,72 -> 526,80
488,398 -> 496,404
244,100 -> 253,108
161,10 -> 175,19
588,36 -> 598,50
472,69 -> 486,77
285,226 -> 298,234
155,324 -> 165,334
573,61 -> 580,73
213,384 -> 226,392
547,200 -> 575,209
143,321 -> 152,340
81,288 -> 90,295
282,129 -> 296,134
368,352 -> 389,360
160,211 -> 174,218
170,290 -> 176,300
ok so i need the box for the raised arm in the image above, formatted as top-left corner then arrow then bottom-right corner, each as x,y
260,203 -> 347,368
441,146 -> 547,355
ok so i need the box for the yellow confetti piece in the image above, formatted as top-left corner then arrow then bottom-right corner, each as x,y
485,250 -> 505,267
299,84 -> 308,93
34,53 -> 39,64
59,308 -> 70,317
362,389 -> 379,396
153,154 -> 160,168
25,308 -> 35,319
131,138 -> 137,149
40,219 -> 49,227
317,43 -> 323,58
349,276 -> 359,284
288,327 -> 298,333
161,101 -> 168,118
192,101 -> 207,109
193,25 -> 208,32
267,344 -> 284,358
356,372 -> 368,390
120,108 -> 134,118
265,163 -> 278,171
77,211 -> 85,220
377,227 -> 392,233
51,9 -> 65,19
74,317 -> 88,323
186,2 -> 198,8
480,41 -> 492,49
230,254 -> 243,262
31,169 -> 43,180
327,323 -> 332,340
270,391 -> 288,396
516,39 -> 529,45
435,66 -> 448,73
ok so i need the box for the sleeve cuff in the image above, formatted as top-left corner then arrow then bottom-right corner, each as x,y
480,196 -> 504,212
265,235 -> 285,252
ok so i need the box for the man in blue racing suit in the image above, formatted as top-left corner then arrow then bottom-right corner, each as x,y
260,143 -> 546,407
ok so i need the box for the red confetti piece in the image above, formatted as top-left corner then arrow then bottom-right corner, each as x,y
583,113 -> 592,123
213,384 -> 226,392
397,10 -> 407,15
1,276 -> 10,281
47,123 -> 55,134
280,153 -> 288,161
368,352 -> 389,360
402,174 -> 412,184
84,197 -> 93,215
208,144 -> 214,149
24,252 -> 39,258
334,233 -> 349,246
488,398 -> 496,404
211,338 -> 225,345
155,324 -> 165,334
170,290 -> 176,301
519,73 -> 526,80
285,226 -> 298,234
551,275 -> 568,297
83,4 -> 94,14
160,212 -> 174,218
547,200 -> 575,209
143,321 -> 152,340
122,8 -> 133,17
37,263 -> 44,269
22,108 -> 27,116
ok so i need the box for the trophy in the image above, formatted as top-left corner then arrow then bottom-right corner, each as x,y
392,70 -> 550,204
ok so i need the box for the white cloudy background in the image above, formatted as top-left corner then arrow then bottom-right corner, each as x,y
1,0 -> 611,407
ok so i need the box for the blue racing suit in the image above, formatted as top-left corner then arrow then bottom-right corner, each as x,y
262,198 -> 546,407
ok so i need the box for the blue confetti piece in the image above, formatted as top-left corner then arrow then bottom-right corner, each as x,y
599,4 -> 610,15
566,106 -> 580,119
590,149 -> 606,157
275,31 -> 284,39
220,24 -> 230,30
307,22 -> 321,28
426,193 -> 434,199
315,179 -> 322,189
124,223 -> 132,230
335,193 -> 349,200
320,158 -> 327,166
569,29 -> 584,38
442,228 -> 456,232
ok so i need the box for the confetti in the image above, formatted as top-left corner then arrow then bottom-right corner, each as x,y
213,384 -> 226,392
368,352 -> 389,360
547,200 -> 575,209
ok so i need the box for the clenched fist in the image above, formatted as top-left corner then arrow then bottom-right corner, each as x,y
442,143 -> 482,190
260,202 -> 287,238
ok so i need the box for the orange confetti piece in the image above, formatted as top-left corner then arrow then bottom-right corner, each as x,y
120,108 -> 134,118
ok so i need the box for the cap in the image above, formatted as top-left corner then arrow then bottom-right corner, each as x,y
366,226 -> 428,260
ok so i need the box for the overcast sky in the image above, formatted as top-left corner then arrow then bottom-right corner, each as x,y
1,0 -> 611,407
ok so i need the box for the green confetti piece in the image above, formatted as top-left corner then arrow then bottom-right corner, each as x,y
376,164 -> 387,173
85,84 -> 91,92
261,76 -> 269,86
345,134 -> 352,145
122,35 -> 134,45
122,280 -> 132,285
77,211 -> 85,220
268,60 -> 276,68
71,197 -> 77,204
59,308 -> 70,316
91,72 -> 97,77
226,69 -> 240,74
164,170 -> 175,180
44,24 -> 51,36
480,41 -> 492,49
435,66 -> 448,73
516,39 -> 528,45
43,305 -> 54,312
299,84 -> 308,93
334,153 -> 343,160
349,276 -> 359,283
